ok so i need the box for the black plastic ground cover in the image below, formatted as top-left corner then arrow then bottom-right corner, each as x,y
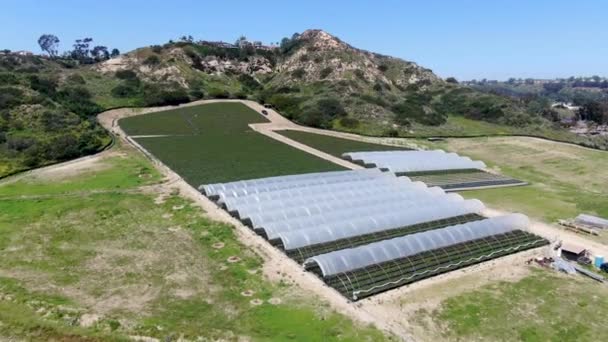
404,169 -> 527,190
310,230 -> 548,300
284,213 -> 485,263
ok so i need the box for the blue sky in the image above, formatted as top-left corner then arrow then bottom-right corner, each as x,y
2,0 -> 607,80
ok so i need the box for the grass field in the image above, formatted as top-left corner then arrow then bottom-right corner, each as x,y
431,268 -> 608,341
0,145 -> 387,341
276,130 -> 409,157
119,103 -> 344,186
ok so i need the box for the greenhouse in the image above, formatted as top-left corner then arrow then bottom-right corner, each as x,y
304,214 -> 548,300
342,150 -> 487,173
341,150 -> 527,191
200,170 -> 547,300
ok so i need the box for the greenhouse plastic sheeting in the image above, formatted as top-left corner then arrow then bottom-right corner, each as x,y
202,169 -> 386,200
342,150 -> 486,173
574,214 -> 608,229
304,214 -> 529,277
221,176 -> 423,213
257,194 -> 467,240
278,199 -> 485,250
243,185 -> 455,228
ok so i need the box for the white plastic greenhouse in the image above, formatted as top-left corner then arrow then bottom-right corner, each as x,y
342,150 -> 486,173
200,169 -> 546,300
303,214 -> 529,277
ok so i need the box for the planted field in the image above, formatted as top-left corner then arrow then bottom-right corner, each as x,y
119,103 -> 344,185
276,129 -> 410,157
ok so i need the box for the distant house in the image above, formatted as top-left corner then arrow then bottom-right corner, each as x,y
14,50 -> 33,56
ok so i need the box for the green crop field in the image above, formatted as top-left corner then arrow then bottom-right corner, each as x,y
119,103 -> 344,186
0,144 -> 387,341
276,130 -> 410,158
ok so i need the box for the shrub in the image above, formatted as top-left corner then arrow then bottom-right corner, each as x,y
291,68 -> 306,79
319,67 -> 333,79
151,45 -> 163,54
28,75 -> 57,96
7,135 -> 37,151
354,69 -> 366,81
339,117 -> 360,128
55,86 -> 102,117
446,77 -> 459,84
143,55 -> 160,66
299,54 -> 309,62
111,84 -> 139,98
384,128 -> 399,137
0,72 -> 18,85
378,64 -> 389,72
66,74 -> 86,85
115,69 -> 138,80
316,98 -> 346,118
143,85 -> 189,106
238,74 -> 261,90
0,86 -> 24,109
207,88 -> 230,99
189,88 -> 204,100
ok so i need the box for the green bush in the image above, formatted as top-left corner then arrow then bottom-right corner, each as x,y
0,72 -> 18,85
143,55 -> 160,66
111,84 -> 139,98
28,75 -> 57,96
0,86 -> 24,109
238,74 -> 261,90
384,128 -> 399,137
66,74 -> 86,85
151,45 -> 163,54
207,88 -> 230,99
392,92 -> 447,126
54,86 -> 102,117
319,67 -> 333,79
339,117 -> 360,128
115,69 -> 138,80
142,85 -> 190,106
291,68 -> 306,79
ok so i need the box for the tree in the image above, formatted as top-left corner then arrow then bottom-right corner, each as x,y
110,48 -> 120,58
445,77 -> 459,84
71,38 -> 93,61
38,34 -> 60,57
91,46 -> 109,61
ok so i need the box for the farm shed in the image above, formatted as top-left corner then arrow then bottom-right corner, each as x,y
201,170 -> 548,300
560,243 -> 587,261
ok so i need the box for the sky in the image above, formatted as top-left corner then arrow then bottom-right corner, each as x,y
1,0 -> 607,80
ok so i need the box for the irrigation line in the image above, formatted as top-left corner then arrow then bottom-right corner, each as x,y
350,239 -> 546,300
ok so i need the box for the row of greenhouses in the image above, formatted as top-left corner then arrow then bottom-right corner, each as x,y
201,169 -> 546,300
342,150 -> 526,190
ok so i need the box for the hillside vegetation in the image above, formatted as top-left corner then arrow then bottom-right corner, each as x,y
2,29 -> 604,177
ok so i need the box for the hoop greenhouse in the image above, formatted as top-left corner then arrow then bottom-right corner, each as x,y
342,150 -> 527,191
201,169 -> 547,300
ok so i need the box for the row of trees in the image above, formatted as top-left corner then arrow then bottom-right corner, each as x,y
37,34 -> 120,63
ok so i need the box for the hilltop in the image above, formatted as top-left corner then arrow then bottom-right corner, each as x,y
1,29 -> 606,176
